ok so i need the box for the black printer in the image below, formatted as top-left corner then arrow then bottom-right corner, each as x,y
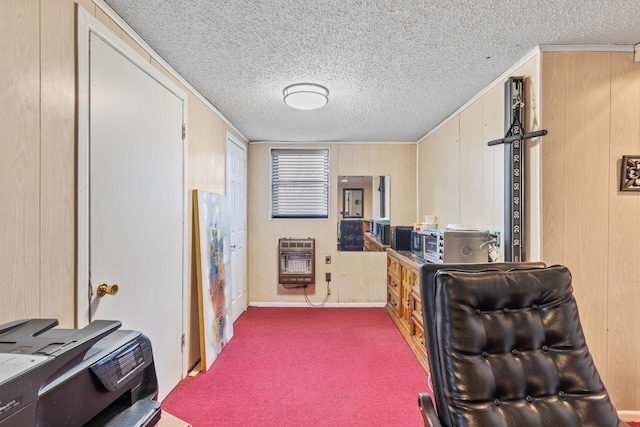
0,319 -> 160,427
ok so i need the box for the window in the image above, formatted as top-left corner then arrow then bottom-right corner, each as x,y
271,148 -> 329,219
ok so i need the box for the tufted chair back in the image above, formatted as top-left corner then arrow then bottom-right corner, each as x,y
418,264 -> 626,427
419,262 -> 546,426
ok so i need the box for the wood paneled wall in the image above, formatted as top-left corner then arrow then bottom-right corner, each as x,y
3,0 -> 638,411
608,52 -> 640,412
246,143 -> 416,305
541,51 -> 640,410
417,56 -> 541,260
0,0 -> 245,371
1,0 -> 42,321
417,118 -> 460,227
417,51 -> 639,410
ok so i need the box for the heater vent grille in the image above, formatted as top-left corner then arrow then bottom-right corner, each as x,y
278,238 -> 315,285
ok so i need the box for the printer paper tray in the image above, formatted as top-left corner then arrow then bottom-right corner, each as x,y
84,399 -> 161,427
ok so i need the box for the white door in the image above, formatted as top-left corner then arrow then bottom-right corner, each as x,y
80,24 -> 186,401
226,136 -> 247,321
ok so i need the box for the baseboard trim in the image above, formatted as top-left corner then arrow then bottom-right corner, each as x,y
249,302 -> 386,308
618,411 -> 640,422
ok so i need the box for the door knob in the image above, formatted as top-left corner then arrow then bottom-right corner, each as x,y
97,283 -> 119,297
231,244 -> 237,249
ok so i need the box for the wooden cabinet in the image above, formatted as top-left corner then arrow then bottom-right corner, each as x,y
386,254 -> 401,317
400,266 -> 418,327
410,285 -> 426,352
364,233 -> 388,252
385,249 -> 429,374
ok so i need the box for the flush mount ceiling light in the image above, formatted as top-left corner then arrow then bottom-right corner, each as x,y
283,83 -> 329,110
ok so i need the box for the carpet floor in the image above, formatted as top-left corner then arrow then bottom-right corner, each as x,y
162,307 -> 430,426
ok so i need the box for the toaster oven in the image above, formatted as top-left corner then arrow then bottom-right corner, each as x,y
421,229 -> 492,263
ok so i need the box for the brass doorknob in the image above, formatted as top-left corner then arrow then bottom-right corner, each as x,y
97,283 -> 119,297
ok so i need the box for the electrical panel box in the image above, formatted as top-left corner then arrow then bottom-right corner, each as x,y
279,238 -> 315,286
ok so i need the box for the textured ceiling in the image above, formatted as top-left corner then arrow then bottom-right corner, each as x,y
103,0 -> 640,143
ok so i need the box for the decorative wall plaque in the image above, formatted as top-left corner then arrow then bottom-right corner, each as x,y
620,156 -> 640,191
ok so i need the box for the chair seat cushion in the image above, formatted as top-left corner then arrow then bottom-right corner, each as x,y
433,265 -> 622,427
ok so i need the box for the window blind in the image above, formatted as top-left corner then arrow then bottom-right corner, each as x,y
271,148 -> 329,219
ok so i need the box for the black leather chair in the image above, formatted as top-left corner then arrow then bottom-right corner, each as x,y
418,263 -> 627,427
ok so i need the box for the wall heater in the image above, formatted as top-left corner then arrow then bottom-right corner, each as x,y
278,238 -> 315,286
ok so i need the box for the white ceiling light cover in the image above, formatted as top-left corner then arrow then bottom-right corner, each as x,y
283,83 -> 329,110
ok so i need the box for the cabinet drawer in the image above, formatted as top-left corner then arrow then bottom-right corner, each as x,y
411,311 -> 427,356
387,273 -> 400,294
387,255 -> 401,277
411,288 -> 422,326
387,288 -> 401,317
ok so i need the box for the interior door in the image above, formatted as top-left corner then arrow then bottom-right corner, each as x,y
87,31 -> 185,401
226,136 -> 247,321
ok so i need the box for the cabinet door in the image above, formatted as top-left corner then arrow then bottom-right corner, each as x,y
400,265 -> 412,327
386,254 -> 401,317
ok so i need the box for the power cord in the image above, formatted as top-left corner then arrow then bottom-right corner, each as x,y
304,279 -> 331,308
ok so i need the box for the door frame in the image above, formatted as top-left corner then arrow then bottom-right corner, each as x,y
76,6 -> 189,374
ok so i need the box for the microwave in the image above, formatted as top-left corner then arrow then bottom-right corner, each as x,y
372,219 -> 390,245
410,231 -> 424,256
421,229 -> 491,263
390,226 -> 412,251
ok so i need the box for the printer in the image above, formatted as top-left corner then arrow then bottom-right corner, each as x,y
0,319 -> 160,427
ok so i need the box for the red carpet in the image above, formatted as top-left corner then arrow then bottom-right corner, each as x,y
162,307 -> 430,426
